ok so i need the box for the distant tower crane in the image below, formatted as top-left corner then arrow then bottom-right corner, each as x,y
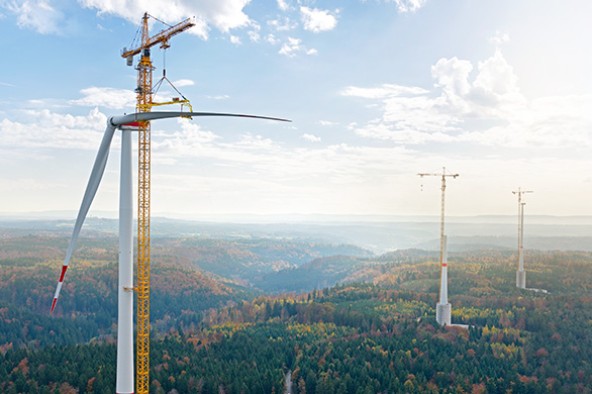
121,13 -> 195,394
512,188 -> 533,289
418,167 -> 459,326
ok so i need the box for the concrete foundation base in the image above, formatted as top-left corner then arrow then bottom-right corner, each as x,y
516,270 -> 526,289
436,303 -> 451,326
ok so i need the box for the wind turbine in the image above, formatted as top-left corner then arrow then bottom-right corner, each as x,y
418,167 -> 459,326
51,111 -> 289,393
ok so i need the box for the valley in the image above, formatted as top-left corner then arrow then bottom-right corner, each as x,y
1,219 -> 592,392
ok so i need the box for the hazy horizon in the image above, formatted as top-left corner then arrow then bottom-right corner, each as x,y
5,210 -> 592,224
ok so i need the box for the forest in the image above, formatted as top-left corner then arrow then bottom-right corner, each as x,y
2,226 -> 592,393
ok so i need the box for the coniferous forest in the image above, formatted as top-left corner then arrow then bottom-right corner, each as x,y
2,227 -> 592,393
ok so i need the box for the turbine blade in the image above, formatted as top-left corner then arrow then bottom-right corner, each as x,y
51,125 -> 116,313
188,112 -> 291,122
110,111 -> 291,126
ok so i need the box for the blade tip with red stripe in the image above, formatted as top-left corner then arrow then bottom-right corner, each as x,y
59,265 -> 68,282
50,298 -> 58,313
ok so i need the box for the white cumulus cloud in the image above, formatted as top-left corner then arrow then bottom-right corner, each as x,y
0,108 -> 107,150
432,57 -> 473,97
302,133 -> 321,142
268,16 -> 297,32
277,0 -> 290,11
79,0 -> 251,39
230,35 -> 242,45
392,0 -> 428,13
490,30 -> 510,46
300,7 -> 338,33
343,49 -> 592,149
247,21 -> 261,42
70,87 -> 136,109
279,37 -> 316,57
266,34 -> 280,45
172,79 -> 195,87
473,49 -> 520,99
4,0 -> 63,34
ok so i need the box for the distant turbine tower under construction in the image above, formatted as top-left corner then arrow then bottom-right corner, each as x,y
418,167 -> 459,326
512,188 -> 533,289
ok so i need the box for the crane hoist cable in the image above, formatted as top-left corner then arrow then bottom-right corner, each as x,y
151,48 -> 193,112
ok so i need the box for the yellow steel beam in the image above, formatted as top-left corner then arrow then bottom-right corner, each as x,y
121,13 -> 194,393
136,14 -> 152,394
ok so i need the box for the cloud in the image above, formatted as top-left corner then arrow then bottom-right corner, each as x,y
341,84 -> 429,99
266,34 -> 280,45
206,95 -> 230,100
277,0 -> 290,12
490,30 -> 510,46
160,120 -> 220,144
79,0 -> 251,39
319,120 -> 338,127
153,120 -> 282,166
279,37 -> 317,57
343,49 -> 592,149
302,133 -> 321,142
70,87 -> 136,109
247,21 -> 261,42
0,108 -> 107,150
458,94 -> 592,148
4,0 -> 63,34
248,30 -> 260,42
278,37 -> 299,56
432,57 -> 473,98
173,79 -> 195,87
300,7 -> 338,33
147,138 -> 423,215
152,119 -> 416,189
230,35 -> 241,45
349,88 -> 461,140
268,16 -> 297,32
392,0 -> 428,13
0,100 -> 423,215
473,49 -> 520,99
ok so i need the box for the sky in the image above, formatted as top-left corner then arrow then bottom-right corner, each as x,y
1,0 -> 592,219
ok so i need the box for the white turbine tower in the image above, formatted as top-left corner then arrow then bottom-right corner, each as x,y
512,188 -> 533,289
51,111 -> 289,393
418,167 -> 459,326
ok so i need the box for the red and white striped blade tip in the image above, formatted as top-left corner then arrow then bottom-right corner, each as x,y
50,265 -> 68,313
50,298 -> 58,313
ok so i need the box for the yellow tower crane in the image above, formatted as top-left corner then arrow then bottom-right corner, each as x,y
121,13 -> 195,394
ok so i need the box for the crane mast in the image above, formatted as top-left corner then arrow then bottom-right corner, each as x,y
121,13 -> 195,394
418,168 -> 459,268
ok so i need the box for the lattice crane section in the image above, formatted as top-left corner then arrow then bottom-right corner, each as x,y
121,13 -> 195,394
